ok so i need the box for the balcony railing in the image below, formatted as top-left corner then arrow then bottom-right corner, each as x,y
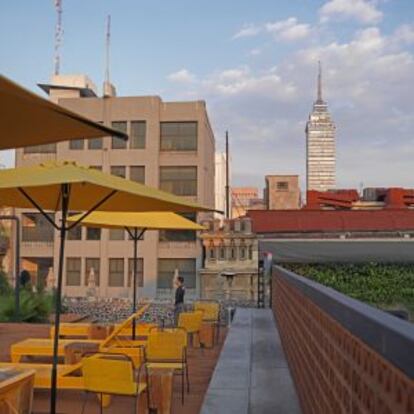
22,227 -> 54,243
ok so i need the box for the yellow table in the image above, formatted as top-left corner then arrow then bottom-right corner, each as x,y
10,338 -> 102,363
148,367 -> 174,414
0,367 -> 35,413
0,362 -> 83,390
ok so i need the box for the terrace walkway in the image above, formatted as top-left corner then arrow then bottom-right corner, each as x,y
201,308 -> 301,414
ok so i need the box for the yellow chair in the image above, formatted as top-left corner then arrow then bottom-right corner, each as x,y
178,311 -> 203,347
144,327 -> 189,404
194,301 -> 220,346
81,353 -> 149,414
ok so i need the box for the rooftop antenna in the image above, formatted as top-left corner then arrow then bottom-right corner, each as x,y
225,131 -> 230,219
316,60 -> 323,104
54,0 -> 63,75
105,15 -> 111,84
103,15 -> 116,97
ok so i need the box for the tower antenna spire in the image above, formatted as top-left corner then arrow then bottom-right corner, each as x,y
317,60 -> 323,103
54,0 -> 63,75
105,15 -> 111,84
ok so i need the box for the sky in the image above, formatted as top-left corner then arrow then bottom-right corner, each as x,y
1,0 -> 414,191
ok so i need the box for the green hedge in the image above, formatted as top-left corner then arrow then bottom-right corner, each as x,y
282,263 -> 414,320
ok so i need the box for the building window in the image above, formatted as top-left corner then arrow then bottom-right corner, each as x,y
108,258 -> 124,287
22,212 -> 55,242
130,121 -> 146,149
277,181 -> 289,191
66,258 -> 81,286
67,212 -> 82,240
160,122 -> 197,151
209,248 -> 216,260
159,166 -> 197,196
88,138 -> 103,150
109,229 -> 125,240
159,213 -> 197,242
86,227 -> 101,240
219,245 -> 226,260
23,143 -> 57,154
248,246 -> 253,260
111,121 -> 127,149
128,258 -> 144,287
230,242 -> 236,261
240,247 -> 246,260
130,166 -> 145,184
69,139 -> 84,150
85,258 -> 100,286
158,259 -> 196,289
111,166 -> 126,178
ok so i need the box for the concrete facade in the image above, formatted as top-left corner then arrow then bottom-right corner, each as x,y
199,217 -> 258,302
265,175 -> 301,210
305,64 -> 336,193
14,75 -> 215,299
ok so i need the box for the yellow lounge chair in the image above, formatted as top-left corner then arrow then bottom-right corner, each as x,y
81,353 -> 149,413
144,327 -> 189,404
11,306 -> 150,365
51,321 -> 156,339
178,311 -> 203,347
194,301 -> 220,346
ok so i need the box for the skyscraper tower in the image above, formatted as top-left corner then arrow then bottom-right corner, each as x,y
305,62 -> 336,193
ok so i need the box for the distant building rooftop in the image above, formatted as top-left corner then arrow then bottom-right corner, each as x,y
247,209 -> 414,235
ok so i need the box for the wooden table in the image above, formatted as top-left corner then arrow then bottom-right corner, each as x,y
0,368 -> 35,414
148,367 -> 174,414
199,322 -> 215,348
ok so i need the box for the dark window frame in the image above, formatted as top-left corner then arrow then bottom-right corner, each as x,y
160,121 -> 198,151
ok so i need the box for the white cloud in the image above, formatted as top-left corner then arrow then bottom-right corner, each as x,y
393,24 -> 414,45
249,48 -> 262,56
167,69 -> 196,83
233,24 -> 261,39
320,0 -> 383,24
201,66 -> 297,100
266,17 -> 311,41
167,25 -> 414,189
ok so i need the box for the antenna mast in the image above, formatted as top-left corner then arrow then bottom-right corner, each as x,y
54,0 -> 63,75
105,15 -> 111,83
225,131 -> 230,219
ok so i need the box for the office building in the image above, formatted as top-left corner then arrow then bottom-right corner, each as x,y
15,74 -> 215,299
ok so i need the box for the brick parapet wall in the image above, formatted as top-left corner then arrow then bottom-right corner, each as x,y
272,266 -> 414,414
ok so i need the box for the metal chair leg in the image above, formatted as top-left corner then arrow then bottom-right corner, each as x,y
186,363 -> 190,393
181,368 -> 185,404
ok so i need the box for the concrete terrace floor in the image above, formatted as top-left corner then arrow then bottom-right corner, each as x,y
0,322 -> 227,414
201,308 -> 302,414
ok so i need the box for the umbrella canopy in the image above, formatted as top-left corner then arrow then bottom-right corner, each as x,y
67,211 -> 206,230
68,211 -> 206,339
0,74 -> 127,150
0,161 -> 213,414
0,161 -> 214,213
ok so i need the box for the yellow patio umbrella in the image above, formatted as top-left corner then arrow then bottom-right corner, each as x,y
0,161 -> 214,414
0,74 -> 127,149
68,211 -> 206,338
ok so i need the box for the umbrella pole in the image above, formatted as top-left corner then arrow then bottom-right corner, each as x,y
50,184 -> 70,414
132,229 -> 138,340
129,227 -> 146,340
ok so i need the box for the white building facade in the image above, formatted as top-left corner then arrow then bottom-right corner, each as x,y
306,63 -> 336,193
